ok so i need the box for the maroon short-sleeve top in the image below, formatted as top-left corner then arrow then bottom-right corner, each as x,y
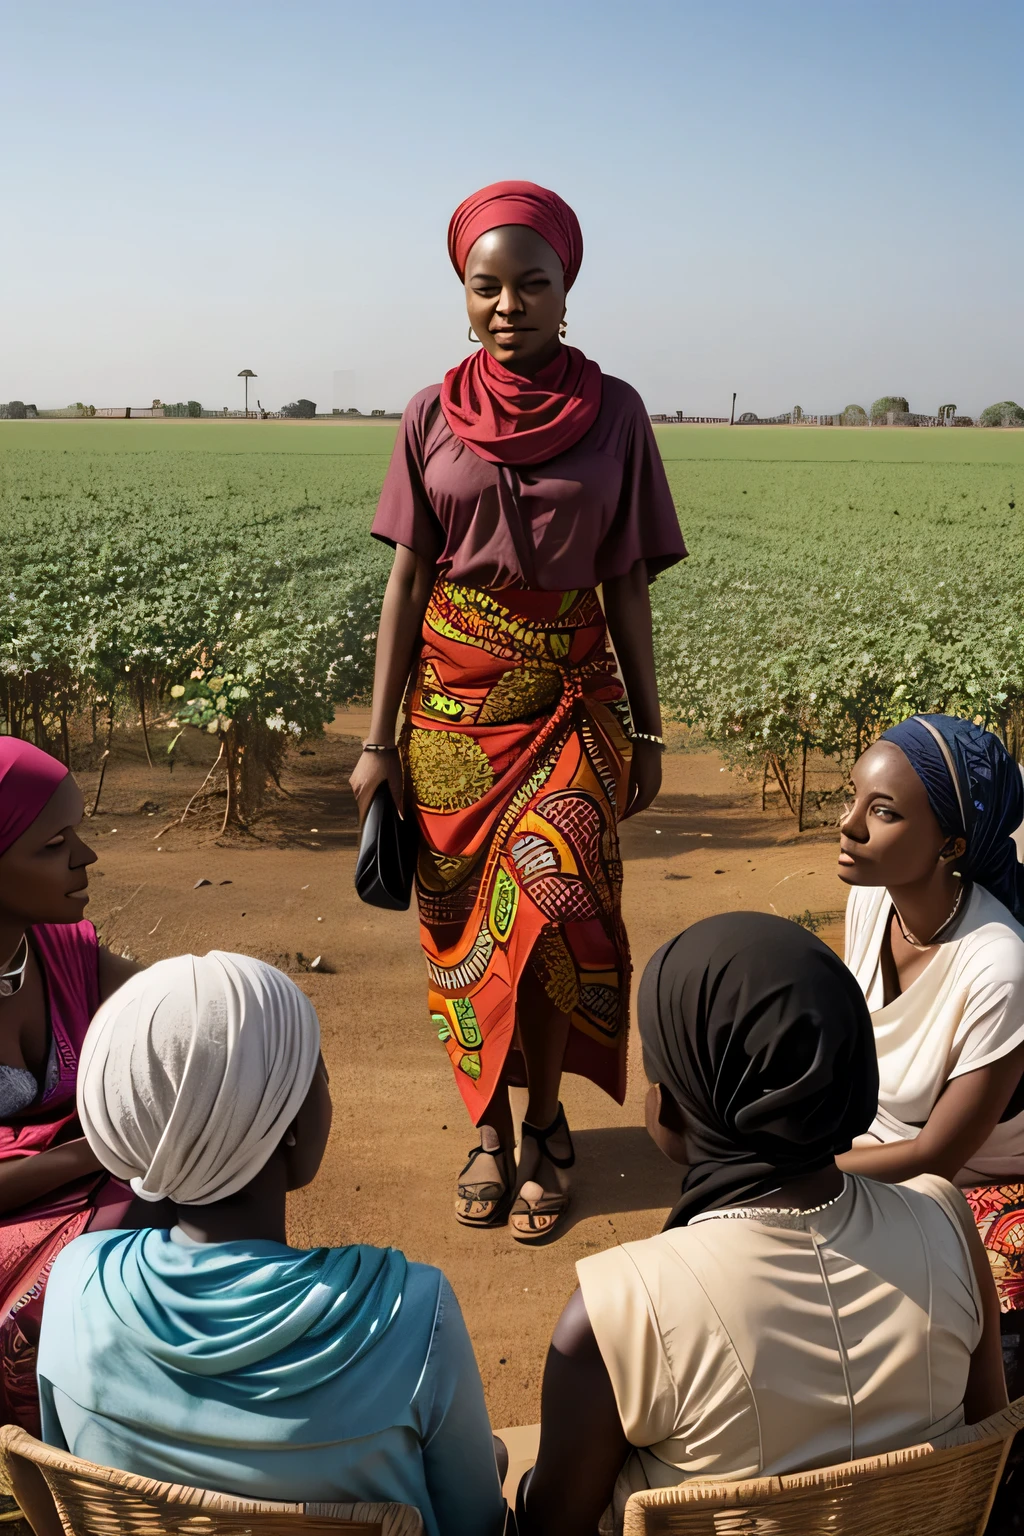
371,375 -> 686,592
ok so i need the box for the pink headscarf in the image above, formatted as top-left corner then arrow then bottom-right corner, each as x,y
447,179 -> 585,289
0,739 -> 69,856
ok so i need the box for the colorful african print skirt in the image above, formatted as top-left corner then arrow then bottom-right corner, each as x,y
403,581 -> 632,1123
964,1184 -> 1024,1313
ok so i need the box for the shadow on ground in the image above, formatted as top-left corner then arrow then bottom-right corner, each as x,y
556,1126 -> 681,1234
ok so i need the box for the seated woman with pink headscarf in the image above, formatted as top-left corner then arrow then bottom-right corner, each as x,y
0,739 -> 165,1435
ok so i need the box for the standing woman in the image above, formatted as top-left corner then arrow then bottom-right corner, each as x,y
351,181 -> 685,1240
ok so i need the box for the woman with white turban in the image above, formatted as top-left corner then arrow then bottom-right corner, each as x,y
36,952 -> 506,1536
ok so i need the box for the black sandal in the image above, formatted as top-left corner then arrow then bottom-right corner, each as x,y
455,1133 -> 515,1228
510,1103 -> 575,1244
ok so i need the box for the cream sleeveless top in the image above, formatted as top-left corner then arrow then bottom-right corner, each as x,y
845,883 -> 1024,1183
577,1174 -> 982,1532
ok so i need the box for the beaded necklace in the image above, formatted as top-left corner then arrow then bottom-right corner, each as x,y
690,1176 -> 849,1229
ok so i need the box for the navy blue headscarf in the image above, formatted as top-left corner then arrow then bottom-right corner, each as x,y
881,714 -> 1024,921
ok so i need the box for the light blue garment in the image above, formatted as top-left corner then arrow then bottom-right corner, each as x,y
38,1229 -> 505,1536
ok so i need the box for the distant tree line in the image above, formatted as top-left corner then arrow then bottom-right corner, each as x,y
734,396 -> 1023,428
862,396 -> 1023,427
979,401 -> 1024,428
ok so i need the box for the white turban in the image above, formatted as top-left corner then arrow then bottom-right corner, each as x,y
77,952 -> 321,1206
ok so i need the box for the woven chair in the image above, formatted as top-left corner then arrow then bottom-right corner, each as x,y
0,1426 -> 423,1536
622,1394 -> 1024,1535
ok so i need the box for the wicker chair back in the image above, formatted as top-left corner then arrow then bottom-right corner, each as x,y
0,1427 -> 424,1536
623,1395 -> 1024,1535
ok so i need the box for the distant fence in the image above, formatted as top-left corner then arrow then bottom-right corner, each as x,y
90,407 -> 250,419
93,407 -> 165,419
879,411 -> 972,427
47,408 -> 408,427
698,411 -> 979,428
650,413 -> 729,424
736,412 -> 797,425
16,405 -> 983,429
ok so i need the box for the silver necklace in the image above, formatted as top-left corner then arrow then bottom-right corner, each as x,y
693,1177 -> 849,1226
0,936 -> 29,999
892,881 -> 965,951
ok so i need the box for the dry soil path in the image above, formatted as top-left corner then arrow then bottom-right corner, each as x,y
79,710 -> 845,1427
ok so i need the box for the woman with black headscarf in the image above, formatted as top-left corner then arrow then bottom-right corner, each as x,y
839,715 -> 1024,1380
517,914 -> 1005,1536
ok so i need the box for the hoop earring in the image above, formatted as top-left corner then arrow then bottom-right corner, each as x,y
558,319 -> 567,339
468,326 -> 482,344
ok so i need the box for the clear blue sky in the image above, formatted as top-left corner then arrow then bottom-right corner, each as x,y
3,0 -> 1021,417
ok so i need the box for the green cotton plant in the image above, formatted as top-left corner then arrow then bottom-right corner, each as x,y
652,455 -> 1024,819
170,672 -> 254,737
3,423 -> 1023,830
0,439 -> 394,818
162,583 -> 372,826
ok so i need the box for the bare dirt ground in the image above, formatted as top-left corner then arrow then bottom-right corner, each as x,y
73,710 -> 847,1429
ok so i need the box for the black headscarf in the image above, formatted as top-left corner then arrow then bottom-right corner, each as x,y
639,912 -> 878,1229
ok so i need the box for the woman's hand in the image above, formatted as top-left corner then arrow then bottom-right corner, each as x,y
350,545 -> 435,824
603,562 -> 666,823
349,748 -> 404,822
623,740 -> 662,820
0,1136 -> 103,1218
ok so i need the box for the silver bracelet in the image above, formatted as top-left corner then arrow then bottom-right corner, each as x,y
361,742 -> 399,754
631,731 -> 665,749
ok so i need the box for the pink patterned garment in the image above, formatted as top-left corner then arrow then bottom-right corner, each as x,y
0,921 -> 132,1434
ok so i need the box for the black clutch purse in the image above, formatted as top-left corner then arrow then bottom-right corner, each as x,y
354,783 -> 418,910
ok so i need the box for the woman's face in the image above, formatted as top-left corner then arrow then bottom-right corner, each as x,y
464,224 -> 566,374
838,741 -> 953,889
0,776 -> 97,928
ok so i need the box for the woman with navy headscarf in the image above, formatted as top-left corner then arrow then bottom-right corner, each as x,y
838,713 -> 1024,1403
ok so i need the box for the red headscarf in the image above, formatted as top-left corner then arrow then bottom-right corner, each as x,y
0,739 -> 69,856
441,179 -> 601,467
447,179 -> 585,290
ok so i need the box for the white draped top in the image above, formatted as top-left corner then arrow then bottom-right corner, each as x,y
844,882 -> 1024,1184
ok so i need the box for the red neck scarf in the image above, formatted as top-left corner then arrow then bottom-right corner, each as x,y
440,344 -> 602,466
